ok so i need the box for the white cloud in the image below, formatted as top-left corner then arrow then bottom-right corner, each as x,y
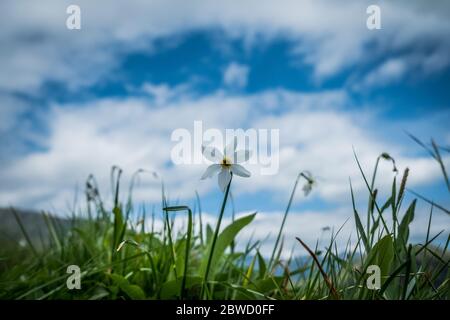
137,82 -> 196,105
358,58 -> 407,89
1,0 -> 449,94
223,63 -> 249,89
0,87 -> 447,212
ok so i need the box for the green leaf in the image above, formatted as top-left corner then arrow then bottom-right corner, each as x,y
110,274 -> 145,300
399,199 -> 416,245
379,196 -> 392,214
89,287 -> 110,300
73,227 -> 96,258
233,277 -> 283,299
200,213 -> 256,278
366,234 -> 394,281
350,180 -> 369,251
243,255 -> 257,287
257,251 -> 266,279
113,206 -> 124,250
206,224 -> 213,244
160,276 -> 202,299
251,276 -> 284,293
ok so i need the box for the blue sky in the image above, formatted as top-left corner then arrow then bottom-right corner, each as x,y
0,0 -> 449,253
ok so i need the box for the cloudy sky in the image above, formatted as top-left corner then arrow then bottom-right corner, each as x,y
1,0 -> 449,254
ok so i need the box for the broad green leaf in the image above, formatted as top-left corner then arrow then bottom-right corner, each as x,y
251,277 -> 284,293
200,213 -> 256,278
365,234 -> 394,281
160,276 -> 202,299
110,274 -> 145,300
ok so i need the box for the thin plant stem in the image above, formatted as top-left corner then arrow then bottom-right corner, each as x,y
202,173 -> 233,299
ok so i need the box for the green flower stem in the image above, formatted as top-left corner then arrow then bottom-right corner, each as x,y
202,173 -> 233,299
181,208 -> 192,299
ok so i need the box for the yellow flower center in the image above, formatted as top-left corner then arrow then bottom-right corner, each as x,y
221,156 -> 232,167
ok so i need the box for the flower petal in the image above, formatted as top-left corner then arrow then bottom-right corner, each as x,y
224,136 -> 237,158
201,164 -> 221,180
202,145 -> 223,162
231,164 -> 251,177
302,183 -> 312,196
233,150 -> 252,163
218,168 -> 232,192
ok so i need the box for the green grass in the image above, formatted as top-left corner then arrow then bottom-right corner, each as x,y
0,136 -> 449,300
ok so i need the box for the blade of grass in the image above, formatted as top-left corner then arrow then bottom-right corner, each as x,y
10,207 -> 38,258
195,191 -> 204,246
406,189 -> 450,215
268,172 -> 303,273
349,179 -> 369,252
296,237 -> 340,300
163,205 -> 193,299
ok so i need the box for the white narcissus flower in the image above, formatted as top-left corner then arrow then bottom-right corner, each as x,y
301,171 -> 316,196
201,137 -> 251,192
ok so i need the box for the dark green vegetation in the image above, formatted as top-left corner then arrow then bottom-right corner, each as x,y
0,136 -> 448,300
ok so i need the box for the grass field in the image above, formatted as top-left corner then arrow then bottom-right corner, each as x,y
0,136 -> 448,300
